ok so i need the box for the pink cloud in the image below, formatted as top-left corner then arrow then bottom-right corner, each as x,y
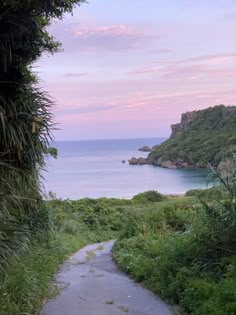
161,54 -> 236,81
128,63 -> 207,78
184,53 -> 236,64
128,52 -> 236,80
64,72 -> 88,77
161,63 -> 208,79
150,48 -> 173,54
70,23 -> 144,52
128,67 -> 160,75
54,22 -> 166,53
73,24 -> 134,38
209,69 -> 236,78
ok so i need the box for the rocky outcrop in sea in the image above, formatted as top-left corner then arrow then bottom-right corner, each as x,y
129,157 -> 149,165
138,145 -> 152,152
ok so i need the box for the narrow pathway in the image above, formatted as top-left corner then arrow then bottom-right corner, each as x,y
40,240 -> 173,315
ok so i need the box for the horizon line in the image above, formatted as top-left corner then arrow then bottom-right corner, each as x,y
52,136 -> 168,142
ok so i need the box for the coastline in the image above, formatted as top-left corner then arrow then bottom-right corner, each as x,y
44,139 -> 208,199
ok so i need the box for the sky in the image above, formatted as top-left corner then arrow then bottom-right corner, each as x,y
37,0 -> 236,140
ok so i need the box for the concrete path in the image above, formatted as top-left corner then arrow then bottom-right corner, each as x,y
40,240 -> 173,315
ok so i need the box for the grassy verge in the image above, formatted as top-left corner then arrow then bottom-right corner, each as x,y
113,190 -> 236,315
1,187 -> 236,315
0,192 -> 172,315
0,233 -> 87,315
0,197 -> 127,315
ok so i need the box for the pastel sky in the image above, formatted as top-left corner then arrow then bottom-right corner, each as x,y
37,0 -> 236,140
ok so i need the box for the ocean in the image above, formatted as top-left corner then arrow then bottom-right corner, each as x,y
43,138 -> 209,199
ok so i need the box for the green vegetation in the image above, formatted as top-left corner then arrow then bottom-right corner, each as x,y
149,105 -> 236,168
132,190 -> 167,203
0,0 -> 85,275
2,2 -> 235,315
1,168 -> 236,315
185,186 -> 226,200
0,197 -> 125,315
0,189 -> 179,315
113,163 -> 236,315
46,147 -> 58,159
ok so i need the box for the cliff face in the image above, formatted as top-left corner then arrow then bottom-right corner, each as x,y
170,111 -> 199,138
147,105 -> 236,169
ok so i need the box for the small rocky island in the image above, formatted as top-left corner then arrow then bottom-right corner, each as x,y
138,145 -> 152,152
129,105 -> 236,170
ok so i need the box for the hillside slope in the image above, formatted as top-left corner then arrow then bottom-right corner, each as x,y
148,105 -> 236,169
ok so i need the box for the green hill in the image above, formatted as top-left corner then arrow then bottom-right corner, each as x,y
148,105 -> 236,169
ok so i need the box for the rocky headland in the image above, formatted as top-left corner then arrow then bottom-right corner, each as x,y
129,105 -> 236,170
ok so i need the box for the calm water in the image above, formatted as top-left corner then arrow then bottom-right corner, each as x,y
43,138 -> 209,199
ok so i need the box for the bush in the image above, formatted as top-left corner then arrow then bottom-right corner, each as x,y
0,196 -> 127,314
132,190 -> 167,203
113,157 -> 236,314
48,198 -> 125,233
185,186 -> 225,200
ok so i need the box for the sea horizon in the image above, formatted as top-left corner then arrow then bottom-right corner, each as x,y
51,136 -> 168,143
44,138 -> 209,200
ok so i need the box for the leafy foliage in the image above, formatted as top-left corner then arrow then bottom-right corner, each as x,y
185,186 -> 226,200
113,157 -> 236,315
0,0 -> 85,271
48,197 -> 126,234
0,192 -> 196,314
149,105 -> 236,167
0,197 -> 126,315
132,190 -> 167,203
46,147 -> 58,159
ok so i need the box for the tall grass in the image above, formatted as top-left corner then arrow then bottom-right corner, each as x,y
113,157 -> 236,315
0,0 -> 85,273
0,196 -> 126,314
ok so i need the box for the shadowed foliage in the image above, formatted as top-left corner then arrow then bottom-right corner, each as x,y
0,0 -> 85,270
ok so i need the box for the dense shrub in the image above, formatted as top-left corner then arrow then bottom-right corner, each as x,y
185,186 -> 225,200
48,197 -> 125,233
0,196 -> 126,314
132,190 -> 167,203
113,159 -> 236,314
0,0 -> 85,271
